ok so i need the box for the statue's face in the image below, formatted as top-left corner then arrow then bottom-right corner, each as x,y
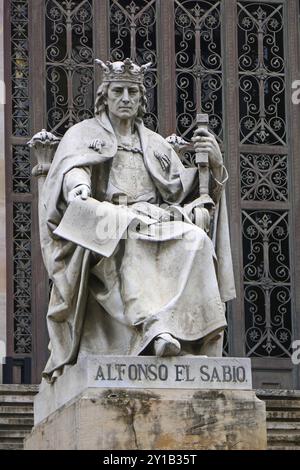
107,81 -> 141,120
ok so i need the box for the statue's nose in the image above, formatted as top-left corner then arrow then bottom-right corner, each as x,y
122,89 -> 130,104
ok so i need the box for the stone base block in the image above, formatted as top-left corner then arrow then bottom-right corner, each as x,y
25,388 -> 267,450
32,355 -> 253,425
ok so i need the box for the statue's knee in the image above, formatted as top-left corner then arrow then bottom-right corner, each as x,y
184,226 -> 207,250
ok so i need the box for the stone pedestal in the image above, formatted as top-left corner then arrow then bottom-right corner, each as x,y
24,356 -> 267,450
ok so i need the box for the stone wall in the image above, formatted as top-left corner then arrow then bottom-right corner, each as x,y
0,0 -> 6,383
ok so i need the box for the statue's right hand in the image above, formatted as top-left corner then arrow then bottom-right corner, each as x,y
67,184 -> 91,204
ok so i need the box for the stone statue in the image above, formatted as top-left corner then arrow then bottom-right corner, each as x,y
30,59 -> 235,383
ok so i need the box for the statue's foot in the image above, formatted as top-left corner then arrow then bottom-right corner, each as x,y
154,333 -> 181,357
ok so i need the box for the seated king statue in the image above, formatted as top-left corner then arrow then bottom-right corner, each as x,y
39,58 -> 236,383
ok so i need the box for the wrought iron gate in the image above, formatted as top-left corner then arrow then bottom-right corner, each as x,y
4,0 -> 300,387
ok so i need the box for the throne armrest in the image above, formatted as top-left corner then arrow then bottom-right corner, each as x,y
165,134 -> 191,159
28,130 -> 61,239
28,129 -> 60,178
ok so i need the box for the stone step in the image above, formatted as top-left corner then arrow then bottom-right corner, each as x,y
0,405 -> 33,414
0,416 -> 33,427
0,442 -> 24,450
0,429 -> 30,439
267,422 -> 300,431
263,399 -> 300,410
257,391 -> 300,450
0,385 -> 38,396
268,432 -> 300,446
257,390 -> 300,399
268,445 -> 300,451
267,410 -> 300,420
0,387 -> 36,450
0,394 -> 35,404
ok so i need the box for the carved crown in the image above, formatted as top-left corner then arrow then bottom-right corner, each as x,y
95,58 -> 151,84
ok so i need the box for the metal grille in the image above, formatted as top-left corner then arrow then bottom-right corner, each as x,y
45,0 -> 94,136
6,1 -> 299,382
238,1 -> 292,359
238,2 -> 286,145
174,0 -> 223,141
109,0 -> 158,131
240,153 -> 288,202
13,202 -> 32,354
242,210 -> 292,357
11,0 -> 30,136
12,145 -> 31,193
9,0 -> 33,357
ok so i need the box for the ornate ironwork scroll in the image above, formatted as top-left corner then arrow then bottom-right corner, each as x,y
242,210 -> 292,357
238,2 -> 286,145
45,0 -> 94,136
241,153 -> 288,201
174,0 -> 222,141
12,145 -> 31,193
13,203 -> 32,354
109,0 -> 158,131
11,0 -> 30,136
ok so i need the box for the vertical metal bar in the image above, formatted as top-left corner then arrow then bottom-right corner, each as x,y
157,0 -> 176,136
129,10 -> 136,61
30,0 -> 48,384
223,0 -> 244,357
286,0 -> 300,389
262,232 -> 271,330
94,0 -> 109,95
4,0 -> 14,361
66,4 -> 74,126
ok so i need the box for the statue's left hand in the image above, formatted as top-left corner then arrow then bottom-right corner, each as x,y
192,129 -> 223,180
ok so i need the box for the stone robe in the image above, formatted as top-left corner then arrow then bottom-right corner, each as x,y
41,111 -> 236,382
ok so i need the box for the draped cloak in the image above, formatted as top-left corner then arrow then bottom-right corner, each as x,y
41,111 -> 236,382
